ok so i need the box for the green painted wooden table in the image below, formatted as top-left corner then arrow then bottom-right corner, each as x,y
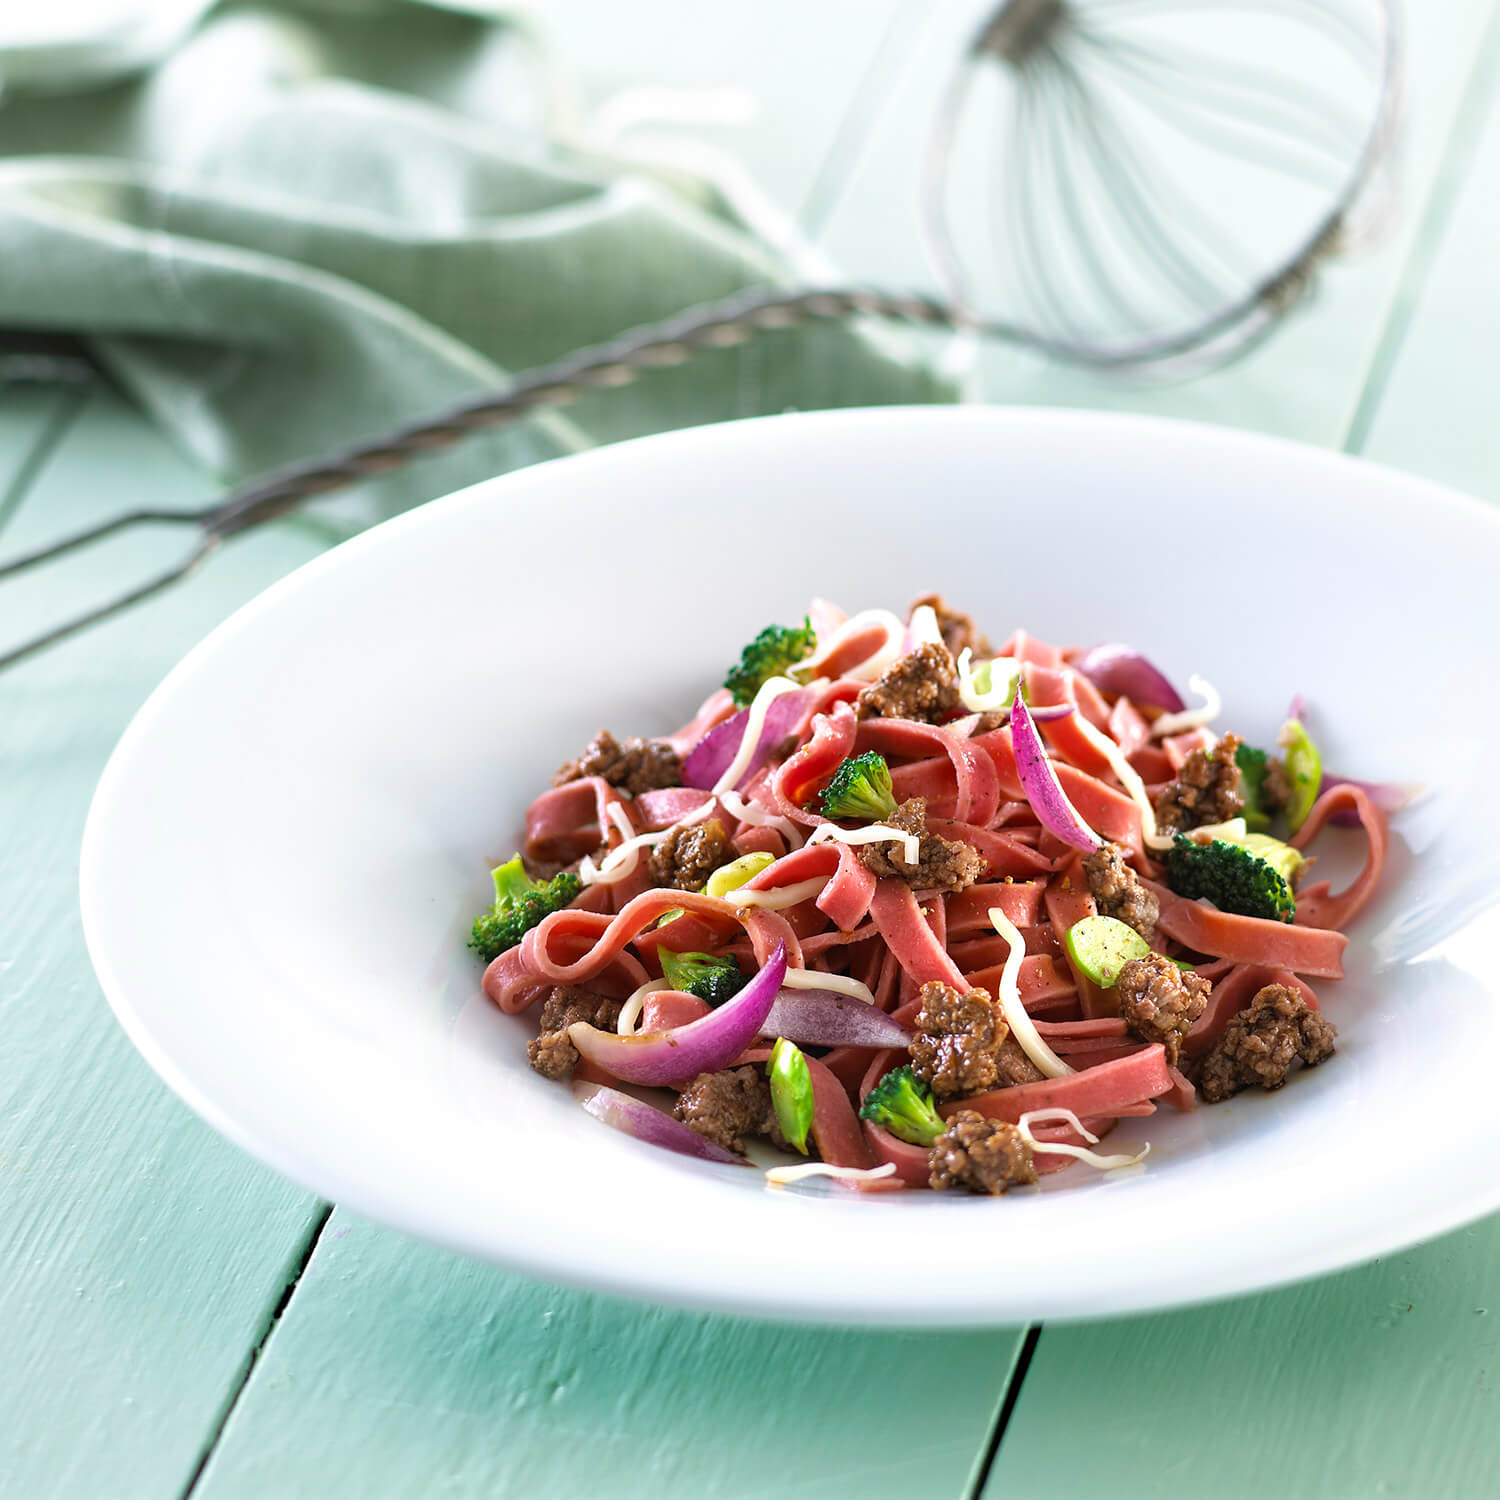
5,4 -> 1500,1496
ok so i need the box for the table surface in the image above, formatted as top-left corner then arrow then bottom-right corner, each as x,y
5,3 -> 1500,1497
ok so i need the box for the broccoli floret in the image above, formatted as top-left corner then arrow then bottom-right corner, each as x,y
819,751 -> 897,822
1236,742 -> 1273,832
724,618 -> 816,706
1164,835 -> 1297,923
468,855 -> 581,963
859,1065 -> 946,1147
658,949 -> 748,1007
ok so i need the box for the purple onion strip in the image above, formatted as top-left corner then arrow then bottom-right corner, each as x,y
763,989 -> 913,1048
1322,774 -> 1422,828
568,942 -> 788,1085
1073,643 -> 1186,712
573,1082 -> 742,1165
682,691 -> 816,791
1010,692 -> 1103,852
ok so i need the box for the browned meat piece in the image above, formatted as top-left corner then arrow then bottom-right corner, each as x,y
673,1066 -> 780,1155
649,817 -> 733,892
1082,841 -> 1160,940
856,643 -> 960,724
857,797 -> 985,895
910,981 -> 1008,1099
552,729 -> 681,795
993,1034 -> 1046,1087
526,986 -> 623,1080
929,1111 -> 1037,1194
1263,757 -> 1292,812
1114,953 -> 1211,1066
909,593 -> 993,660
1154,732 -> 1244,832
1195,983 -> 1337,1103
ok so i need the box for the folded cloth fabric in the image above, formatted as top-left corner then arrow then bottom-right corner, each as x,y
0,1 -> 952,527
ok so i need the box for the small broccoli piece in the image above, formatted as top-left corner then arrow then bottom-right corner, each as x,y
468,855 -> 582,963
819,751 -> 898,822
859,1065 -> 946,1147
1236,742 -> 1273,832
724,618 -> 816,706
1164,835 -> 1297,923
658,949 -> 748,1007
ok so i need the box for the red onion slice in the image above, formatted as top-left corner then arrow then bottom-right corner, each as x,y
763,989 -> 913,1048
1073,644 -> 1186,712
1322,774 -> 1422,827
572,1082 -> 742,1165
1010,692 -> 1103,852
568,942 -> 788,1084
681,691 -> 815,790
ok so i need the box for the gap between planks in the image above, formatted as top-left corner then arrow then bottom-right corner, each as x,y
966,1322 -> 1043,1500
178,1206 -> 336,1500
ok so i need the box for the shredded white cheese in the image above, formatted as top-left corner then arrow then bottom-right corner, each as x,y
722,877 -> 831,910
579,799 -> 718,886
956,648 -> 1021,713
987,908 -> 1074,1079
800,608 -> 907,683
806,820 -> 920,867
782,967 -> 878,1006
1149,674 -> 1222,739
616,978 -> 670,1036
1017,1106 -> 1100,1143
718,788 -> 805,850
765,1161 -> 898,1187
1017,1109 -> 1150,1171
1068,711 -> 1176,854
712,675 -> 806,795
907,604 -> 944,649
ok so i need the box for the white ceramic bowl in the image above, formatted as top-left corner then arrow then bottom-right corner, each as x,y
81,407 -> 1500,1325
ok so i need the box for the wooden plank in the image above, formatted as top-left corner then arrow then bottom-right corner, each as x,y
986,1221 -> 1500,1499
192,1213 -> 1024,1500
985,26 -> 1500,1500
814,0 -> 1498,444
0,389 -> 334,1500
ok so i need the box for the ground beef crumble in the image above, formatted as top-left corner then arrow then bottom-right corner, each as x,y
993,1035 -> 1046,1087
856,642 -> 960,723
649,817 -> 733,892
929,1111 -> 1037,1194
552,729 -> 681,795
1114,953 -> 1210,1066
1154,732 -> 1244,832
1262,757 -> 1293,811
526,986 -> 623,1080
673,1066 -> 783,1155
910,981 -> 1008,1098
1194,983 -> 1337,1103
857,797 -> 985,894
1082,841 -> 1160,939
909,593 -> 993,660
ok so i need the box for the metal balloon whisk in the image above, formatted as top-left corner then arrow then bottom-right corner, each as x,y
0,0 -> 1402,670
922,0 -> 1400,367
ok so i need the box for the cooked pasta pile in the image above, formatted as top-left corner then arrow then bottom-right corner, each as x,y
471,597 -> 1396,1194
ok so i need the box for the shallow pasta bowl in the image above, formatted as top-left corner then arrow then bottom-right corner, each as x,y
80,407 -> 1500,1326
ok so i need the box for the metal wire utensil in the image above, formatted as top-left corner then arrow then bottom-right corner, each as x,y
0,0 -> 1401,673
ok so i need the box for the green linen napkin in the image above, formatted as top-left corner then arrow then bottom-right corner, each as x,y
0,0 -> 953,528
